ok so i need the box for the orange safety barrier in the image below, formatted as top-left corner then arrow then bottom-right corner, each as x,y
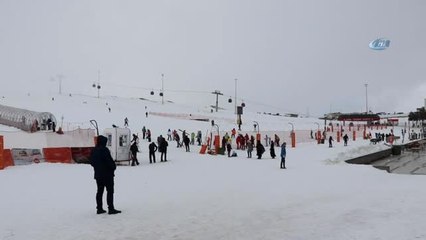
71,147 -> 94,163
0,136 -> 4,170
214,135 -> 220,154
43,147 -> 73,164
3,149 -> 14,168
317,130 -> 321,144
199,144 -> 207,154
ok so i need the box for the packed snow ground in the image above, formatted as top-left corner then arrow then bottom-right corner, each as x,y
1,93 -> 425,240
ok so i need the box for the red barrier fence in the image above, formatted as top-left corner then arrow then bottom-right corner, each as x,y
43,147 -> 73,164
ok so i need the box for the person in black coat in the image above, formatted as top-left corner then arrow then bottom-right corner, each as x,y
158,136 -> 168,162
130,141 -> 139,166
148,142 -> 158,163
256,140 -> 265,159
226,141 -> 232,157
270,141 -> 276,159
183,135 -> 190,152
90,135 -> 121,215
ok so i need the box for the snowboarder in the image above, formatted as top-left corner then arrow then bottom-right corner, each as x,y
124,117 -> 128,127
90,135 -> 121,214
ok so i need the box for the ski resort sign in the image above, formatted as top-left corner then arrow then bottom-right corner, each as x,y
369,38 -> 390,50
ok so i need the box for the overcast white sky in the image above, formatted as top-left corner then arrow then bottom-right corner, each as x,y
1,0 -> 425,116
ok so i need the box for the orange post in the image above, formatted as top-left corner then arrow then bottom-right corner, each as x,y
317,130 -> 321,144
3,149 -> 14,168
0,136 -> 4,170
353,130 -> 356,141
291,131 -> 296,148
337,131 -> 340,142
214,135 -> 220,154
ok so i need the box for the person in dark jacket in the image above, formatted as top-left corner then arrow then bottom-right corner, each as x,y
256,140 -> 265,159
343,134 -> 349,146
148,142 -> 158,163
90,135 -> 121,215
329,136 -> 334,148
130,141 -> 140,166
270,141 -> 276,159
158,136 -> 168,162
183,135 -> 190,152
226,141 -> 232,157
280,142 -> 287,169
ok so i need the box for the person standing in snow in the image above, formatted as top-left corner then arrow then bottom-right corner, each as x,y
148,141 -> 158,164
329,136 -> 334,148
158,136 -> 168,162
270,141 -> 276,159
280,142 -> 287,169
190,132 -> 195,145
196,130 -> 202,146
90,135 -> 121,214
142,126 -> 146,139
256,140 -> 265,159
124,117 -> 129,127
130,141 -> 140,166
226,141 -> 232,157
146,129 -> 152,142
247,140 -> 254,158
167,129 -> 172,141
183,135 -> 190,152
343,134 -> 349,146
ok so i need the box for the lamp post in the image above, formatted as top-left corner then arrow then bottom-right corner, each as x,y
365,83 -> 368,113
161,73 -> 164,105
211,90 -> 223,112
234,78 -> 237,114
288,122 -> 296,148
253,121 -> 259,133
